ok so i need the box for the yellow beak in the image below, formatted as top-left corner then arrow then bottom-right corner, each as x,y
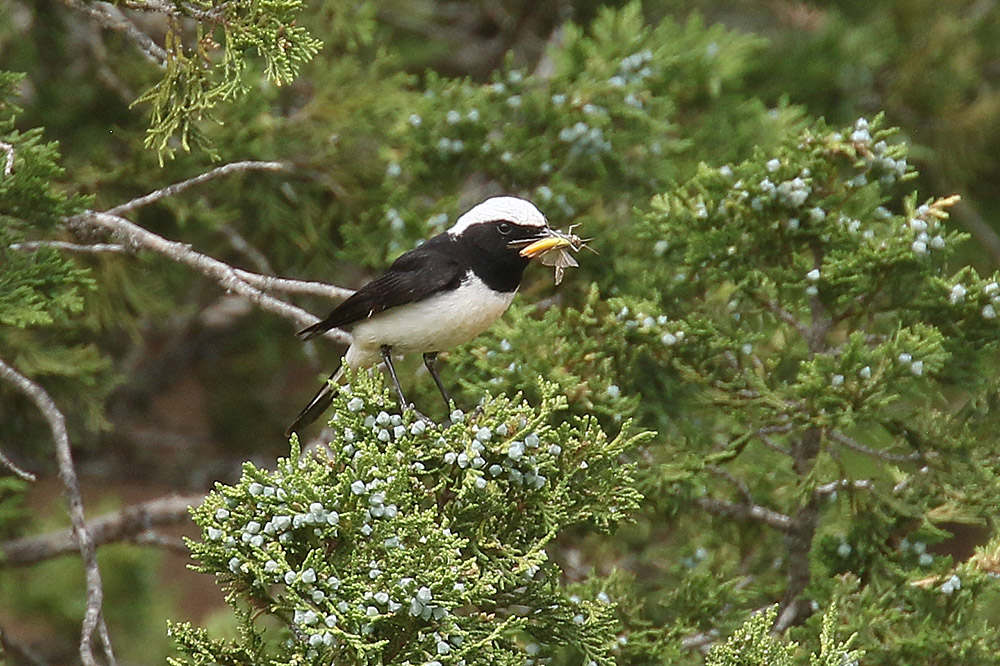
519,235 -> 573,259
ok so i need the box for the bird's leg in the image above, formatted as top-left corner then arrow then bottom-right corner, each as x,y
380,345 -> 409,410
423,352 -> 453,413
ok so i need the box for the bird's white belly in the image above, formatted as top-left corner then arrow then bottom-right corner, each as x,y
344,276 -> 516,368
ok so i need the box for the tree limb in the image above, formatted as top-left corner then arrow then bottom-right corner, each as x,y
10,241 -> 128,254
829,430 -> 923,463
693,496 -> 792,532
815,478 -> 874,496
69,210 -> 352,342
0,624 -> 49,666
106,161 -> 292,216
0,447 -> 35,482
756,423 -> 793,456
749,291 -> 811,342
0,140 -> 13,177
61,0 -> 167,67
10,240 -> 350,301
0,357 -> 115,666
0,494 -> 203,567
706,465 -> 754,505
121,0 -> 223,23
219,223 -> 276,274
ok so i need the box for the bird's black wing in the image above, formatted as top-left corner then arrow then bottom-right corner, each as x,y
298,235 -> 464,340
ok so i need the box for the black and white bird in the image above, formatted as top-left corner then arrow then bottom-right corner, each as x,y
286,196 -> 569,435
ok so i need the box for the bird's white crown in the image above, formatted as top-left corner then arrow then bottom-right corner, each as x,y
447,196 -> 546,237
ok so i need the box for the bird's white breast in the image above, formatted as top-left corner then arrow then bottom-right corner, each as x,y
343,273 -> 516,368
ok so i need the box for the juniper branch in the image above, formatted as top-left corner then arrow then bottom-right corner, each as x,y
706,465 -> 755,505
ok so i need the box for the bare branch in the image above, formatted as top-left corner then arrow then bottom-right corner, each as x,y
0,357 -> 115,666
693,496 -> 792,532
11,240 -> 350,300
815,478 -> 874,496
106,161 -> 292,215
10,240 -> 128,254
0,624 -> 49,666
680,630 -> 718,652
83,20 -> 136,103
829,430 -> 922,463
121,0 -> 223,22
232,268 -> 353,301
755,423 -> 792,456
62,0 -> 167,66
0,494 -> 202,567
0,140 -> 13,177
69,210 -> 352,342
748,291 -> 811,341
706,465 -> 754,505
0,448 -> 36,482
219,223 -> 275,274
131,530 -> 189,553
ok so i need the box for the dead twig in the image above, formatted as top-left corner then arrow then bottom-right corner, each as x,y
0,448 -> 35,482
62,0 -> 167,66
693,496 -> 792,532
0,140 -> 13,177
106,161 -> 291,216
0,624 -> 49,666
0,357 -> 116,666
815,478 -> 874,496
829,430 -> 923,463
70,210 -> 352,342
10,241 -> 128,254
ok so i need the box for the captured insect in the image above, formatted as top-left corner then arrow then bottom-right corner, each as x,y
511,224 -> 592,285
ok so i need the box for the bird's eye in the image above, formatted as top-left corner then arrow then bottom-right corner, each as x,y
497,222 -> 512,235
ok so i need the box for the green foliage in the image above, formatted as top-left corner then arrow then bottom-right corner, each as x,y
444,111 -> 1000,662
634,114 -> 1000,514
6,1 -> 1000,663
132,0 -> 325,162
172,372 -> 645,665
443,286 -> 639,427
703,605 -> 863,666
705,606 -> 796,666
0,68 -> 110,442
0,72 -> 92,328
748,0 -> 1000,188
813,544 -> 1000,666
339,2 -> 793,278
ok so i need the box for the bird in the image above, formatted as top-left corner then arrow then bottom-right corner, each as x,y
285,196 -> 571,436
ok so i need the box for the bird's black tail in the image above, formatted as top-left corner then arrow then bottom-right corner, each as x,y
285,366 -> 344,437
297,319 -> 328,341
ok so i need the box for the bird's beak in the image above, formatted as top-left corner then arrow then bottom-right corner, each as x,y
518,230 -> 573,259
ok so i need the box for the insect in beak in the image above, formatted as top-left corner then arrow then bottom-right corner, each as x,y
518,234 -> 574,258
515,226 -> 591,285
